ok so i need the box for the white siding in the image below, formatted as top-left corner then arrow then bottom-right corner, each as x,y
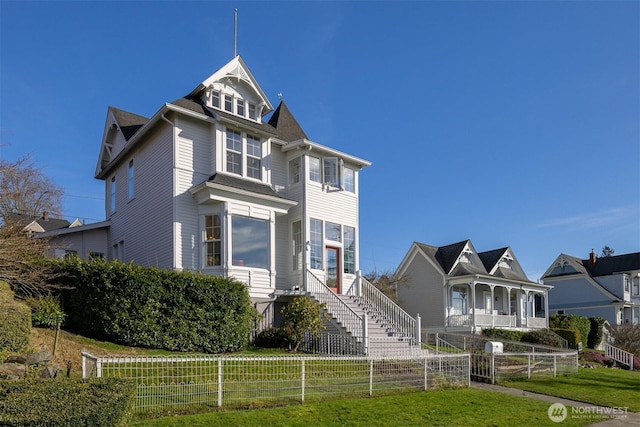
109,124 -> 174,267
47,228 -> 109,260
174,117 -> 213,270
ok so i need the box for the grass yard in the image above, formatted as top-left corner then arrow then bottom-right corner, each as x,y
130,387 -> 594,427
502,367 -> 640,411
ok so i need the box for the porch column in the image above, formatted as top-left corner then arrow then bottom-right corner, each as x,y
544,290 -> 549,328
490,285 -> 495,327
471,281 -> 476,333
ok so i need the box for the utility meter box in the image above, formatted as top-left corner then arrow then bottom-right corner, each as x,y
485,341 -> 503,354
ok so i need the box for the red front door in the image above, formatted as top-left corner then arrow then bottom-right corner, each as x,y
325,246 -> 340,293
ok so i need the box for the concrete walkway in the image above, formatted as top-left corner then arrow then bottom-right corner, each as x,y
470,382 -> 640,426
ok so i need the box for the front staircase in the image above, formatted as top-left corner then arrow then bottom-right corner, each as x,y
304,271 -> 422,356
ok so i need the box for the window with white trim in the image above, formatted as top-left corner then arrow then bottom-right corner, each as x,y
310,218 -> 323,269
211,90 -> 220,108
292,220 -> 302,271
624,275 -> 630,292
289,157 -> 300,184
343,226 -> 355,274
205,214 -> 221,267
226,129 -> 242,175
224,94 -> 233,112
110,176 -> 116,213
248,103 -> 257,120
246,135 -> 261,179
232,216 -> 268,269
309,157 -> 321,183
343,167 -> 355,192
633,278 -> 639,296
325,222 -> 341,242
323,157 -> 340,186
237,99 -> 245,117
128,159 -> 134,199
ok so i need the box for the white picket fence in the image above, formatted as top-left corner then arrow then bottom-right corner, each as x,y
604,343 -> 634,370
82,350 -> 470,413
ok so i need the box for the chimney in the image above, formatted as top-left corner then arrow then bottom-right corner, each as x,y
589,249 -> 597,266
43,212 -> 49,221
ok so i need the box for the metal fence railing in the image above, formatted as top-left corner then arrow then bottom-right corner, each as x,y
472,351 -> 579,384
82,350 -> 470,414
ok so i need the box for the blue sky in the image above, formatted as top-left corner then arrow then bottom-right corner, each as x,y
1,1 -> 638,281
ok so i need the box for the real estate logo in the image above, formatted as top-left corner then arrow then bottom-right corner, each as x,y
548,403 -> 567,423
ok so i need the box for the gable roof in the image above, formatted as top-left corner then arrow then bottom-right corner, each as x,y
582,252 -> 640,277
110,107 -> 148,141
8,212 -> 72,233
267,101 -> 308,142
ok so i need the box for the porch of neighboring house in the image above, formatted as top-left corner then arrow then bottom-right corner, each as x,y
445,280 -> 549,331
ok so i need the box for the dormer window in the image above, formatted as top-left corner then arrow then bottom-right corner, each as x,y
459,248 -> 473,264
248,103 -> 257,120
224,95 -> 233,112
211,90 -> 220,108
237,100 -> 245,117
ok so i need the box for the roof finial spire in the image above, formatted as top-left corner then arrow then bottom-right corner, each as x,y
234,8 -> 238,57
278,92 -> 284,101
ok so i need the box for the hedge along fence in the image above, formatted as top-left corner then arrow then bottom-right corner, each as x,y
549,314 -> 590,347
552,328 -> 582,349
49,257 -> 256,353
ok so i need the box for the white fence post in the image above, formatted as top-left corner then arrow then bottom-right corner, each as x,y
301,359 -> 305,403
554,355 -> 557,377
218,359 -> 223,407
527,354 -> 531,379
424,357 -> 428,390
363,313 -> 369,355
415,314 -> 422,345
369,359 -> 374,396
81,352 -> 87,379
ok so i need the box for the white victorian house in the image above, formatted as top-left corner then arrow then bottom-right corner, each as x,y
395,240 -> 552,333
43,55 -> 420,354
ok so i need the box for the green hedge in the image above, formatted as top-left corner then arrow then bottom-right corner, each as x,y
588,317 -> 606,349
552,328 -> 582,349
550,314 -> 590,347
480,328 -> 525,342
51,257 -> 255,353
0,377 -> 135,426
521,329 -> 564,348
0,281 -> 31,352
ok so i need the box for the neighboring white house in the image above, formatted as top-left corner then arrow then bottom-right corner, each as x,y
395,240 -> 552,333
48,55 -> 378,331
542,251 -> 640,325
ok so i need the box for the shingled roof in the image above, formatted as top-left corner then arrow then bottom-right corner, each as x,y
267,101 -> 308,142
206,173 -> 285,199
110,107 -> 148,141
581,252 -> 640,277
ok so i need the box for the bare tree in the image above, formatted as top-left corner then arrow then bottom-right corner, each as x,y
0,222 -> 64,297
0,155 -> 64,225
363,269 -> 408,304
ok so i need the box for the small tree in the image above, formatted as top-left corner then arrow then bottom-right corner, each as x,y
280,297 -> 328,352
601,246 -> 615,257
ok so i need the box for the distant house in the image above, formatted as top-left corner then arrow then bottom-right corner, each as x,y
395,240 -> 551,333
542,251 -> 640,325
7,212 -> 80,235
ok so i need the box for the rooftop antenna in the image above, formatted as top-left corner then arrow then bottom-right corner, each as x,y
234,8 -> 238,57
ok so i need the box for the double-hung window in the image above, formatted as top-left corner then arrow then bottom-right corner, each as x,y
292,221 -> 302,271
343,167 -> 354,192
246,135 -> 261,179
224,95 -> 233,112
309,219 -> 323,269
205,214 -> 221,266
248,103 -> 257,120
237,99 -> 245,117
343,226 -> 355,274
289,157 -> 300,184
211,90 -> 220,108
226,130 -> 242,175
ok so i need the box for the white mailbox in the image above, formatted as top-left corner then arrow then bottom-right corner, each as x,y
485,341 -> 503,354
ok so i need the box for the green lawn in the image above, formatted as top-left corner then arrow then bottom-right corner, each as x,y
130,388 -> 592,427
501,367 -> 640,411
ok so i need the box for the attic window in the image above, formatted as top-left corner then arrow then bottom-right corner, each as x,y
224,95 -> 233,112
499,255 -> 513,269
211,91 -> 220,108
248,103 -> 257,120
237,99 -> 245,116
459,249 -> 473,264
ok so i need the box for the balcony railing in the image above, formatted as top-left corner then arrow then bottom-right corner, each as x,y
446,313 -> 546,329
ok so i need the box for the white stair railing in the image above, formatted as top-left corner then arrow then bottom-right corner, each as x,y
604,343 -> 634,370
352,274 -> 418,342
306,271 -> 366,339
